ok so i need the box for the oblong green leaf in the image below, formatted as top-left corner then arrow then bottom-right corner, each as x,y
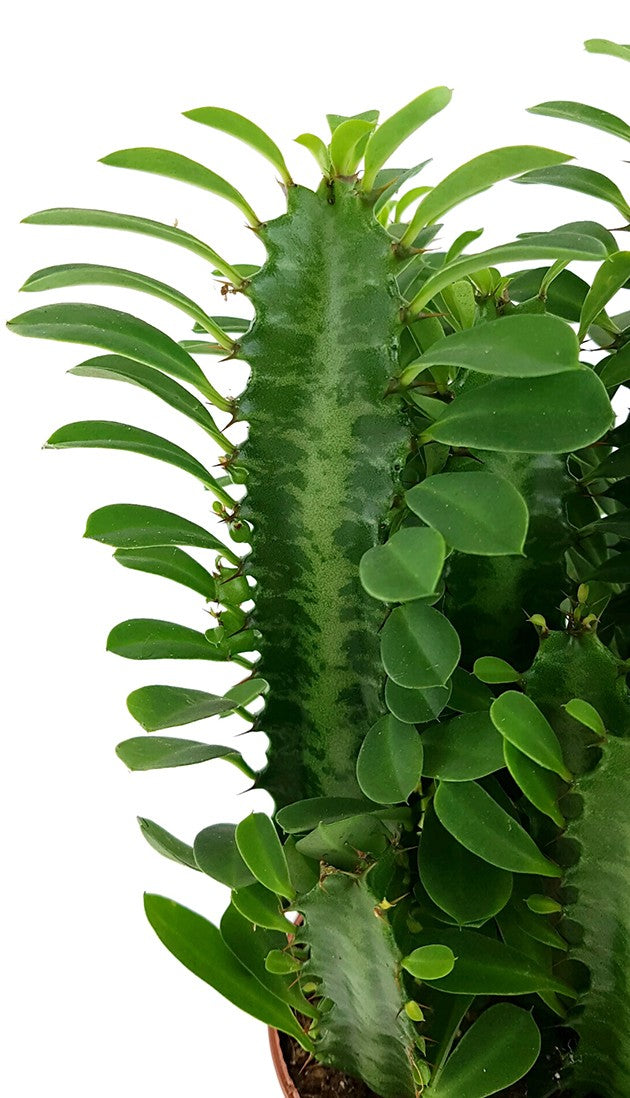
107,618 -> 225,661
434,780 -> 560,877
402,145 -> 571,242
514,165 -> 630,221
592,550 -> 630,582
421,711 -> 505,781
402,944 -> 455,980
100,147 -> 260,226
411,927 -> 573,996
490,691 -> 572,780
183,106 -> 292,185
69,355 -> 230,448
116,736 -> 250,773
381,601 -> 461,689
425,369 -> 613,453
563,698 -> 606,737
528,100 -> 630,144
46,420 -> 231,503
585,38 -> 630,63
194,823 -> 255,888
143,894 -> 310,1045
236,813 -> 295,899
403,314 -> 579,384
114,545 -> 217,599
362,87 -> 452,191
275,797 -> 376,834
408,232 -> 607,314
138,816 -> 198,869
356,714 -> 424,804
473,657 -> 520,684
385,679 -> 451,724
294,133 -> 331,174
502,741 -> 565,827
508,265 -> 590,320
231,883 -> 294,933
20,262 -> 233,348
7,301 -> 227,407
85,503 -> 238,563
21,206 -> 244,284
428,1003 -> 541,1098
419,806 -> 512,925
127,685 -> 233,731
359,526 -> 445,602
579,252 -> 630,339
330,118 -> 376,176
407,472 -> 528,556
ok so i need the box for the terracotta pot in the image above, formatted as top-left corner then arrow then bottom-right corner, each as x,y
269,1027 -> 300,1098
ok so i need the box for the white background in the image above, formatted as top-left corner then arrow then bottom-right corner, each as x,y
2,1 -> 629,1095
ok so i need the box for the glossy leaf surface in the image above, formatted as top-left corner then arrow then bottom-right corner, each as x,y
490,691 -> 572,780
356,715 -> 423,804
421,711 -> 505,781
381,601 -> 461,689
427,1003 -> 541,1098
127,685 -> 233,731
235,813 -> 295,899
406,472 -> 528,556
359,527 -> 445,602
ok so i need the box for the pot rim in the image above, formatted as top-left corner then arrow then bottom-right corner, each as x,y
268,1026 -> 301,1098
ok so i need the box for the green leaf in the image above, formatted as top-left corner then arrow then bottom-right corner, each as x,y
330,119 -> 376,176
402,944 -> 456,980
183,106 -> 292,185
222,678 -> 269,709
473,657 -> 520,684
385,679 -> 451,724
294,133 -> 331,174
514,165 -> 630,221
528,100 -> 630,144
68,355 -> 230,448
412,927 -> 574,996
235,813 -> 295,899
220,903 -> 317,1019
563,698 -> 606,737
46,421 -> 231,503
7,301 -> 225,406
402,314 -> 580,384
448,668 -> 493,713
138,816 -> 198,869
193,824 -> 255,888
362,87 -> 452,191
100,147 -> 260,227
579,252 -> 630,340
127,685 -> 233,731
421,711 -> 505,781
408,232 -> 607,314
427,1003 -> 541,1098
85,503 -> 239,564
143,894 -> 310,1046
356,714 -> 424,804
402,145 -> 571,243
374,162 -> 431,216
434,780 -> 560,877
116,736 -> 251,774
20,206 -> 244,285
420,806 -> 512,925
381,601 -> 461,689
231,883 -> 294,933
113,545 -> 217,599
359,527 -> 445,602
444,228 -> 485,264
599,344 -> 630,388
406,472 -> 528,556
439,280 -> 476,331
20,262 -> 234,348
107,618 -> 227,661
395,185 -> 434,222
490,691 -> 572,781
502,741 -> 565,827
585,38 -> 630,63
265,949 -> 302,974
276,797 -> 376,834
424,369 -> 613,453
526,894 -> 562,915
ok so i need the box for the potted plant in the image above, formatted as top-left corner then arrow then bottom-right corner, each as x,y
8,34 -> 630,1097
